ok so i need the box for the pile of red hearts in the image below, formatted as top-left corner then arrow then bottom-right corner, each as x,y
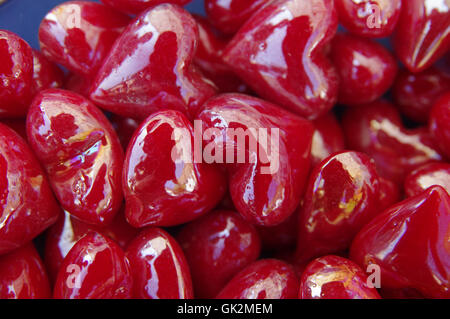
0,0 -> 449,299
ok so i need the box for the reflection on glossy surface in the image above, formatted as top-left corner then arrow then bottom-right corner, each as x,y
101,0 -> 193,15
223,0 -> 339,120
393,67 -> 450,123
26,89 -> 123,226
126,227 -> 193,299
205,0 -> 267,35
198,94 -> 314,226
216,259 -> 299,299
54,232 -> 132,299
311,113 -> 345,167
430,92 -> 450,159
405,163 -> 450,197
350,186 -> 450,298
330,33 -> 397,105
299,255 -> 381,299
124,109 -> 226,227
393,0 -> 450,72
30,49 -> 64,97
342,100 -> 443,184
0,30 -> 33,117
336,0 -> 402,37
0,124 -> 60,255
296,151 -> 381,263
90,4 -> 216,120
45,209 -> 139,283
0,243 -> 51,299
39,1 -> 131,76
177,210 -> 261,298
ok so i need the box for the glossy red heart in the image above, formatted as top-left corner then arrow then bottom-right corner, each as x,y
197,93 -> 314,226
123,109 -> 226,227
39,1 -> 131,76
89,4 -> 217,120
430,92 -> 450,159
0,124 -> 60,255
222,0 -> 339,119
393,0 -> 450,72
350,185 -> 450,298
26,89 -> 124,226
404,162 -> 450,197
126,227 -> 193,299
0,243 -> 51,299
53,232 -> 133,299
100,0 -> 193,15
177,210 -> 261,298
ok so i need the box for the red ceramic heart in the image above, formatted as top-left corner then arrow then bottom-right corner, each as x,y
222,0 -> 339,120
404,162 -> 450,197
430,92 -> 450,159
100,0 -> 193,15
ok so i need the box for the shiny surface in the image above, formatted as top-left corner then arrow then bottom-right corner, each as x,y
204,0 -> 267,35
197,94 -> 314,226
404,163 -> 450,197
336,0 -> 402,38
393,67 -> 450,123
126,227 -> 193,299
124,109 -> 226,227
393,0 -> 450,72
0,123 -> 59,255
342,100 -> 443,184
45,209 -> 138,283
216,259 -> 299,299
296,151 -> 381,263
378,177 -> 401,210
0,243 -> 51,299
89,4 -> 217,120
430,92 -> 450,159
299,255 -> 381,299
30,49 -> 64,97
38,1 -> 131,76
177,210 -> 261,298
222,0 -> 339,120
194,15 -> 250,94
311,112 -> 346,167
350,186 -> 450,298
26,89 -> 124,226
54,232 -> 133,299
0,30 -> 33,118
330,33 -> 398,105
100,0 -> 193,15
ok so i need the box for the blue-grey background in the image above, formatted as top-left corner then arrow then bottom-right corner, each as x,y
0,0 -> 205,49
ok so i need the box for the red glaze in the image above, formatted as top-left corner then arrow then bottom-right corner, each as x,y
30,49 -> 64,97
39,1 -> 131,76
177,210 -> 261,298
393,67 -> 450,123
54,232 -> 133,299
109,114 -> 141,152
222,0 -> 339,120
216,259 -> 299,299
330,33 -> 398,105
194,15 -> 251,94
204,0 -> 267,35
342,100 -> 443,184
336,0 -> 402,38
26,89 -> 124,226
100,0 -> 192,15
378,177 -> 401,210
126,227 -> 193,299
0,30 -> 33,118
350,186 -> 450,298
430,92 -> 450,159
296,151 -> 381,263
311,113 -> 345,167
124,110 -> 226,228
404,163 -> 450,197
90,4 -> 217,120
64,73 -> 93,98
393,0 -> 450,73
0,124 -> 60,255
0,243 -> 51,299
197,94 -> 314,226
45,209 -> 139,283
299,255 -> 381,299
256,210 -> 298,252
